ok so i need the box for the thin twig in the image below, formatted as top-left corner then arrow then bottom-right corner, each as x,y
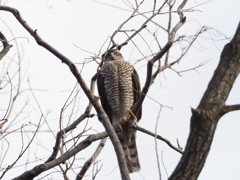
134,125 -> 183,154
0,115 -> 42,179
0,6 -> 130,180
132,0 -> 187,120
76,138 -> 107,180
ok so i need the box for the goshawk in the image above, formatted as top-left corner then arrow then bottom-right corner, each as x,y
97,49 -> 142,173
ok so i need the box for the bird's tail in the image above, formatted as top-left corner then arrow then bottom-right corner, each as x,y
121,137 -> 140,173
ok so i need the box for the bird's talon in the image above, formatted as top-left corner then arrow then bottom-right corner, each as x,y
118,124 -> 123,131
118,118 -> 125,130
128,109 -> 137,119
113,118 -> 125,130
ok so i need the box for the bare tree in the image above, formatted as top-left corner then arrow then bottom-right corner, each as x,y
0,1 -> 239,180
168,22 -> 240,180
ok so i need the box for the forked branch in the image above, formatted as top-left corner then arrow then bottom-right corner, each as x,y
132,0 -> 187,120
76,138 -> 107,180
0,31 -> 12,60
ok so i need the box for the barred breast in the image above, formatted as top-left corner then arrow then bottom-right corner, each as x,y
101,59 -> 134,122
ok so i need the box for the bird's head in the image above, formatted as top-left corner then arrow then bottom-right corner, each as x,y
102,49 -> 123,61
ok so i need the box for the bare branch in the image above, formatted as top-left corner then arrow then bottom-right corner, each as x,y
12,131 -> 108,180
45,106 -> 93,163
0,32 -> 12,60
221,104 -> 240,115
1,73 -> 12,125
132,0 -> 187,120
110,0 -> 144,42
76,138 -> 107,180
118,1 -> 169,49
46,73 -> 97,163
134,125 -> 183,154
0,116 -> 42,179
12,119 -> 184,180
0,5 -> 130,180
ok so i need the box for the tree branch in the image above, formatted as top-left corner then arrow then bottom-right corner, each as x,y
45,106 -> 93,163
12,120 -> 183,180
134,125 -> 183,154
76,138 -> 107,180
12,132 -> 108,180
111,1 -> 169,50
132,0 -> 187,120
221,104 -> 240,115
46,73 -> 97,163
0,31 -> 12,60
0,5 -> 130,180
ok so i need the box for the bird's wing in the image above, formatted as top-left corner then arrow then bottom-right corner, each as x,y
132,68 -> 142,121
97,71 -> 113,123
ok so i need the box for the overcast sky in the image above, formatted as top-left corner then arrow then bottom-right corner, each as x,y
1,0 -> 240,180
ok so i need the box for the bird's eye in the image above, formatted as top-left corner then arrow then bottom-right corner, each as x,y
114,52 -> 119,55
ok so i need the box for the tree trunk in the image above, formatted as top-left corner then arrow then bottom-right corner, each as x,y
169,21 -> 240,180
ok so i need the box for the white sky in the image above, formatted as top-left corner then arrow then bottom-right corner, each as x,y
1,0 -> 240,180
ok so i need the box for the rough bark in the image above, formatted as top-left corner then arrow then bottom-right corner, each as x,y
169,22 -> 240,180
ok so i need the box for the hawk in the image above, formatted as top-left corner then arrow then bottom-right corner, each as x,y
97,49 -> 142,173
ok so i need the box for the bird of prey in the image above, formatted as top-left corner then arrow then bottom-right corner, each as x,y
97,49 -> 142,173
